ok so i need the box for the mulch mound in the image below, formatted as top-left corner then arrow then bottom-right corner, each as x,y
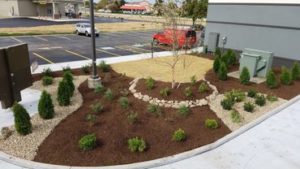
135,79 -> 212,101
205,67 -> 300,100
33,70 -> 231,166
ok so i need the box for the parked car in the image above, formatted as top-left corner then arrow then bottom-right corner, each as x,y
152,27 -> 197,48
75,23 -> 99,37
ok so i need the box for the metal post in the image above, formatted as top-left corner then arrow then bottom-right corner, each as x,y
88,0 -> 101,88
151,41 -> 154,59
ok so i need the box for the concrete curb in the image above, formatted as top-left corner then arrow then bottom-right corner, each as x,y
0,94 -> 299,169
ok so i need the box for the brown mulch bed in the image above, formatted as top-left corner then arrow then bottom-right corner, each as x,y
33,70 -> 231,166
135,79 -> 213,101
205,68 -> 300,100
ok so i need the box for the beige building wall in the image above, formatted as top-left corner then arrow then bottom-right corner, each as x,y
0,0 -> 19,16
17,0 -> 37,16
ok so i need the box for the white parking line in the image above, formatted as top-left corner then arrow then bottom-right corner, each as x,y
52,35 -> 72,41
34,36 -> 48,42
10,37 -> 23,43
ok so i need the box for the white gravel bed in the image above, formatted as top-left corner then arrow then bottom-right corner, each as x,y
209,93 -> 287,131
0,75 -> 88,160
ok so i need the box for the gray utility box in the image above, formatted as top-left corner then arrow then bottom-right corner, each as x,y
239,48 -> 273,78
0,44 -> 32,109
207,32 -> 219,53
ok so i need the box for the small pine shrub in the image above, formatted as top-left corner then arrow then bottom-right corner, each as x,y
198,82 -> 208,93
12,103 -> 32,135
42,76 -> 53,86
266,70 -> 278,89
172,128 -> 186,142
215,47 -> 222,58
225,49 -> 236,66
190,75 -> 197,85
244,102 -> 255,112
128,137 -> 146,152
57,80 -> 71,106
79,134 -> 97,151
240,67 -> 250,85
213,56 -> 221,73
62,66 -> 72,73
247,89 -> 257,98
184,87 -> 193,98
230,110 -> 241,123
42,68 -> 53,77
145,77 -> 155,90
218,62 -> 228,81
86,114 -> 96,126
120,89 -> 130,97
81,65 -> 91,74
38,91 -> 54,119
90,102 -> 104,114
291,62 -> 300,80
98,61 -> 110,72
267,95 -> 278,102
224,89 -> 245,103
205,119 -> 219,129
63,71 -> 75,96
177,105 -> 190,117
104,89 -> 114,100
119,97 -> 130,109
220,98 -> 234,110
160,87 -> 171,97
255,94 -> 266,106
94,84 -> 106,94
280,66 -> 292,85
147,104 -> 162,116
127,111 -> 138,124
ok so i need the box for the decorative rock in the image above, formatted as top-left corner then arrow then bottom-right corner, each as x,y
0,127 -> 12,140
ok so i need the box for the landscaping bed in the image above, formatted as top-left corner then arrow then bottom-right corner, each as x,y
33,70 -> 231,166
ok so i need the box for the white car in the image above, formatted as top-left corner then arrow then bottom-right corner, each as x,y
75,23 -> 99,37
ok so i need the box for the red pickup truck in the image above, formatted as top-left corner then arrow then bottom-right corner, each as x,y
152,27 -> 197,48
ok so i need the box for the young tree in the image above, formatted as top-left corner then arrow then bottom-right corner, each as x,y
153,0 -> 164,16
291,62 -> 300,80
38,91 -> 55,119
12,103 -> 32,135
218,62 -> 228,81
57,80 -> 71,106
63,71 -> 75,96
182,0 -> 208,26
240,67 -> 250,85
266,70 -> 278,89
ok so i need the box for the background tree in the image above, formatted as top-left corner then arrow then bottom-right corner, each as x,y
181,0 -> 208,26
153,0 -> 164,16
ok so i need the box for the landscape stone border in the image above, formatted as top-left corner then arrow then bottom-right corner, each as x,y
128,78 -> 219,108
0,95 -> 299,169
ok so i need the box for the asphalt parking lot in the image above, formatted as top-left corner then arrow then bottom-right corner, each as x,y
0,30 -> 171,65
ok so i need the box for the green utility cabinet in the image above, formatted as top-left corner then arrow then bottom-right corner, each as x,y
239,48 -> 273,78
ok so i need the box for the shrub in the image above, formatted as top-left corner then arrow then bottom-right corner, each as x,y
38,91 -> 54,119
57,80 -> 71,106
145,77 -> 155,90
104,89 -> 114,100
255,94 -> 266,106
177,105 -> 190,117
62,66 -> 72,73
205,119 -> 219,129
215,47 -> 222,58
240,67 -> 250,85
79,134 -> 97,151
292,62 -> 300,80
172,128 -> 186,142
225,49 -> 236,66
213,56 -> 221,73
160,87 -> 171,97
247,89 -> 257,98
198,82 -> 208,93
94,84 -> 106,94
244,102 -> 255,112
63,71 -> 75,96
86,114 -> 96,126
120,89 -> 130,97
128,137 -> 146,152
190,75 -> 197,85
224,89 -> 245,103
267,95 -> 278,102
266,70 -> 278,89
12,103 -> 32,135
42,76 -> 53,86
230,110 -> 241,123
147,104 -> 162,116
280,66 -> 292,85
184,87 -> 193,98
90,102 -> 104,114
98,61 -> 110,72
220,98 -> 234,110
127,111 -> 138,124
218,62 -> 228,81
81,65 -> 91,74
42,68 -> 53,77
119,97 -> 130,109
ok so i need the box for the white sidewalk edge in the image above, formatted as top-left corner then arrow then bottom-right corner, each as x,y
1,94 -> 299,169
31,47 -> 203,75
